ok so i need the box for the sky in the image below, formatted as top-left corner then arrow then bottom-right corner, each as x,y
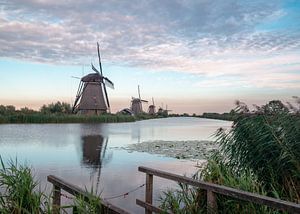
0,0 -> 299,114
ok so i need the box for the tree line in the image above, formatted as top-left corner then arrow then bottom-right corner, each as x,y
0,102 -> 72,116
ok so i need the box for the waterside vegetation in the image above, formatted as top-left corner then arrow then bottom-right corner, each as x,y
160,98 -> 300,213
0,101 -> 150,124
0,157 -> 102,213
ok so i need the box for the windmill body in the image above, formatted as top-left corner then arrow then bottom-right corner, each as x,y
131,98 -> 143,115
130,85 -> 148,115
148,97 -> 156,115
72,43 -> 114,115
77,74 -> 107,115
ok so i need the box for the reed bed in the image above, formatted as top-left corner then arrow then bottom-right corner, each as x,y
0,157 -> 103,213
0,114 -> 135,124
160,100 -> 300,213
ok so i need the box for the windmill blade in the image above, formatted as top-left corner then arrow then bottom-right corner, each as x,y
138,85 -> 141,100
141,99 -> 148,103
152,97 -> 155,106
91,63 -> 101,74
97,42 -> 103,76
103,83 -> 110,110
103,77 -> 114,89
71,76 -> 81,80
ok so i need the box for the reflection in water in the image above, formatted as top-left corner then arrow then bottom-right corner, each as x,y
81,135 -> 107,168
81,135 -> 112,187
0,118 -> 232,213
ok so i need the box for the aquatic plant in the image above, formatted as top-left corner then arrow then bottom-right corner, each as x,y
0,113 -> 136,124
0,157 -> 105,213
160,99 -> 300,213
217,101 -> 300,202
0,157 -> 51,213
72,187 -> 103,214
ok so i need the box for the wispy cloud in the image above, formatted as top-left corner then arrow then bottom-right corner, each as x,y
0,0 -> 299,90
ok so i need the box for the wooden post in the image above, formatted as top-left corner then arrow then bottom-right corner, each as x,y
145,173 -> 153,214
207,190 -> 218,214
52,185 -> 61,214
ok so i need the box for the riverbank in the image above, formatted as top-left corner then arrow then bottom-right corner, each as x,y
0,114 -> 136,124
120,140 -> 217,160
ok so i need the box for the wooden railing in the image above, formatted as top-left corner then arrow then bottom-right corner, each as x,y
137,166 -> 300,214
47,175 -> 130,214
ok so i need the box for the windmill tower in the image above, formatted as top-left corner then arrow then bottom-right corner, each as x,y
72,43 -> 114,115
148,97 -> 156,115
164,104 -> 172,116
131,85 -> 148,115
157,103 -> 164,114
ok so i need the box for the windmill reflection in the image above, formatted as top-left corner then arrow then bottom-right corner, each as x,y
81,135 -> 107,167
81,135 -> 111,186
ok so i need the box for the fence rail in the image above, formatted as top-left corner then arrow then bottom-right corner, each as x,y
137,166 -> 300,214
47,175 -> 130,214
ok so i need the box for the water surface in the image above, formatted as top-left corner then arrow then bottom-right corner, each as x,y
0,117 -> 231,213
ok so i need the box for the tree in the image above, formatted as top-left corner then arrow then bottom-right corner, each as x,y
40,102 -> 72,114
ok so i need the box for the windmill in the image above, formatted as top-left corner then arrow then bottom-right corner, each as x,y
72,43 -> 114,115
164,104 -> 172,116
131,85 -> 148,115
148,97 -> 156,115
157,104 -> 172,116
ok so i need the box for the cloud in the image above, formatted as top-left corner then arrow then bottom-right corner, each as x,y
0,0 -> 299,89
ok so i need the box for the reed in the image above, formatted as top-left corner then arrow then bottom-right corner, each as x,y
0,157 -> 51,213
0,157 -> 104,213
0,113 -> 135,124
160,100 -> 300,213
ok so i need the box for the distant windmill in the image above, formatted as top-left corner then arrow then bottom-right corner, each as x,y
148,97 -> 156,115
164,104 -> 172,116
72,43 -> 114,115
157,104 -> 171,116
157,103 -> 164,114
131,85 -> 148,115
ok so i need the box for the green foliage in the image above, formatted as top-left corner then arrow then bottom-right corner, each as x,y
0,157 -> 104,214
0,157 -> 51,214
73,187 -> 103,214
0,105 -> 16,116
0,113 -> 135,124
160,99 -> 300,213
217,102 -> 300,202
40,101 -> 72,114
160,154 -> 284,214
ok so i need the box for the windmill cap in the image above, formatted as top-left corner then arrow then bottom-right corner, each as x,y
81,73 -> 103,82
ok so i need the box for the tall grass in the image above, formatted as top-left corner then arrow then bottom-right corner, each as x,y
0,157 -> 51,213
0,157 -> 104,213
0,114 -> 135,124
160,100 -> 300,213
216,108 -> 300,202
160,154 -> 280,214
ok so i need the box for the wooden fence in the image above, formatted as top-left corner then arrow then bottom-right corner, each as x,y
47,175 -> 129,214
47,167 -> 300,214
137,166 -> 300,214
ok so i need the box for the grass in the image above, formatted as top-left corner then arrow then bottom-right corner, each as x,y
0,113 -> 136,124
0,157 -> 51,214
0,157 -> 105,213
160,100 -> 300,213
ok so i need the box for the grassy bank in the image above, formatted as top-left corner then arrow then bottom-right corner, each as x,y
160,100 -> 300,213
0,114 -> 136,124
0,157 -> 102,213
